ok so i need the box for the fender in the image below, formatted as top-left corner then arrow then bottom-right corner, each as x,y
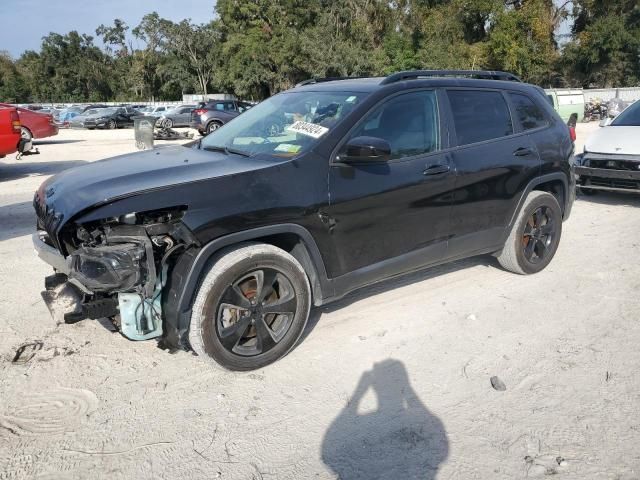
505,171 -> 571,233
162,223 -> 332,349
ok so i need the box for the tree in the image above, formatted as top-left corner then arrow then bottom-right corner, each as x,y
0,51 -> 27,103
561,0 -> 640,87
163,20 -> 222,95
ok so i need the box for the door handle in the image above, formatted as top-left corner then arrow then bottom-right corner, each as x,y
513,147 -> 534,157
423,164 -> 451,176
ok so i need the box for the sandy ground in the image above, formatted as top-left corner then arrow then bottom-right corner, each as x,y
1,124 -> 639,480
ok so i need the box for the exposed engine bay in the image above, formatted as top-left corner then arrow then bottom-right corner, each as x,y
35,207 -> 197,341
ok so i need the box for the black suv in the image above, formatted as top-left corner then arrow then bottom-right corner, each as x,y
33,70 -> 575,370
190,99 -> 253,135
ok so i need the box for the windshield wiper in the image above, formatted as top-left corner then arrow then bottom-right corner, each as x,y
202,144 -> 252,157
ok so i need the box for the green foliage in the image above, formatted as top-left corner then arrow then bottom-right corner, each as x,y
0,0 -> 637,103
561,0 -> 640,87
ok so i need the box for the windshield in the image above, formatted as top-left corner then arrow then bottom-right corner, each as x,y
200,91 -> 366,157
611,101 -> 640,126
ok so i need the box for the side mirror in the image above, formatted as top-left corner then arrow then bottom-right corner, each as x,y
599,118 -> 612,127
339,136 -> 391,163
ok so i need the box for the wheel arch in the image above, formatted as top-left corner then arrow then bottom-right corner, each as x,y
162,224 -> 331,350
509,173 -> 569,224
532,179 -> 566,216
21,126 -> 33,138
206,118 -> 224,129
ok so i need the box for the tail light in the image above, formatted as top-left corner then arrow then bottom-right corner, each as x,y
193,109 -> 207,116
569,126 -> 576,142
10,111 -> 20,133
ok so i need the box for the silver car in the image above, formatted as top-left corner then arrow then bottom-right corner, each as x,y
157,105 -> 196,128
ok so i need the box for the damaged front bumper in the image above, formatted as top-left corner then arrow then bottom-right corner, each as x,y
32,232 -> 70,274
574,153 -> 640,193
32,230 -> 164,340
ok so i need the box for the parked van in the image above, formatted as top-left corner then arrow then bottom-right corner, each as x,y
545,89 -> 585,122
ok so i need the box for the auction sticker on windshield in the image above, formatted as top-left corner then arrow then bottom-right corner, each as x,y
286,121 -> 329,139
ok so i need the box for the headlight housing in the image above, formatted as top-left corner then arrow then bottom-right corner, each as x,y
69,243 -> 146,292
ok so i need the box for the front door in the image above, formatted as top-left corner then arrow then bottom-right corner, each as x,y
325,90 -> 456,282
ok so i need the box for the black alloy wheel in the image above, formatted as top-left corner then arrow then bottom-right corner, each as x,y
522,206 -> 556,264
216,268 -> 297,356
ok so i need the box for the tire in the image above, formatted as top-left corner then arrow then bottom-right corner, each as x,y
20,127 -> 33,141
207,121 -> 222,134
107,119 -> 117,130
189,243 -> 311,371
497,191 -> 563,275
163,118 -> 173,128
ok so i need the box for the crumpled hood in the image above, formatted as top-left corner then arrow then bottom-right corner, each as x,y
585,126 -> 640,155
35,145 -> 275,227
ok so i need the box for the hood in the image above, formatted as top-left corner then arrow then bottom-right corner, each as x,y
585,126 -> 640,155
36,145 -> 277,228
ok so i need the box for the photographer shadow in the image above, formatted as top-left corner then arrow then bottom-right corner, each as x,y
322,359 -> 448,480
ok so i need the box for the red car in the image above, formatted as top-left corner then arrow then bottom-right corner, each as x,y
0,103 -> 58,141
0,106 -> 21,157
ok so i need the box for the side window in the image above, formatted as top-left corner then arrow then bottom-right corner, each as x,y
448,90 -> 513,146
345,90 -> 440,160
510,93 -> 548,130
215,103 -> 225,111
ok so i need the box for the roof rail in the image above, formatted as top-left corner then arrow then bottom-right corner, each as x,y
295,77 -> 364,87
380,70 -> 522,85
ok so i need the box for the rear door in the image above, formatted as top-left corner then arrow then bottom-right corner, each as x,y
444,88 -> 542,258
326,89 -> 456,280
175,107 -> 193,126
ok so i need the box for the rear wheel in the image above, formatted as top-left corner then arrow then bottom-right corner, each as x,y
207,121 -> 222,134
107,119 -> 117,130
20,127 -> 33,141
497,191 -> 563,275
189,243 -> 311,371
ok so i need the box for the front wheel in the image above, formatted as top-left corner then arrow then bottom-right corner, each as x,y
497,191 -> 563,275
189,243 -> 311,371
163,118 -> 173,128
107,119 -> 117,130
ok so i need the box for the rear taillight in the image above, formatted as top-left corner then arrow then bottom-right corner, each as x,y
193,109 -> 207,116
569,126 -> 576,142
10,111 -> 20,133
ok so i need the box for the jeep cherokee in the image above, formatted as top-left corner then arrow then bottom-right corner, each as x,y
33,70 -> 575,370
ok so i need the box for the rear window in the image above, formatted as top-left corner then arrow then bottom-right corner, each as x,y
509,93 -> 548,131
448,90 -> 513,146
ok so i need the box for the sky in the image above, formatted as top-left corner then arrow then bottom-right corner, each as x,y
0,0 -> 573,59
0,0 -> 216,58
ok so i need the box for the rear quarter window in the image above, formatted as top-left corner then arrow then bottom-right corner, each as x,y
509,93 -> 548,130
448,90 -> 513,146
